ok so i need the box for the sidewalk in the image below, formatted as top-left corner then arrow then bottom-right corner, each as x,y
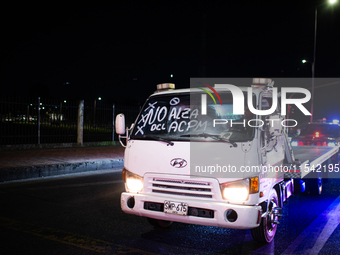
0,145 -> 125,183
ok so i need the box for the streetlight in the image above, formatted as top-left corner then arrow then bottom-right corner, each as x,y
310,0 -> 338,123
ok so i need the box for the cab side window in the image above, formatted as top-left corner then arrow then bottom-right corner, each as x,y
261,98 -> 272,111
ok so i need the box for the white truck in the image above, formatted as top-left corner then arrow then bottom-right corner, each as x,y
115,79 -> 339,243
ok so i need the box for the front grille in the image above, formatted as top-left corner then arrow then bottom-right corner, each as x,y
150,178 -> 214,199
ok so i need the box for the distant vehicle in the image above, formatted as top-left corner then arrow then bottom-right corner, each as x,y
291,123 -> 340,147
291,122 -> 340,164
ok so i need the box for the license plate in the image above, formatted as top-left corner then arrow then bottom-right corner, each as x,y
164,200 -> 188,216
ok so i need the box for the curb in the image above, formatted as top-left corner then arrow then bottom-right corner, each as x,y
0,159 -> 124,183
0,141 -> 120,151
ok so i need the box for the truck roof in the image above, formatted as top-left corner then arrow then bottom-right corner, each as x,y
151,86 -> 267,97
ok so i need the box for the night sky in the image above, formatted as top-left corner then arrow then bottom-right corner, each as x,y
1,1 -> 340,117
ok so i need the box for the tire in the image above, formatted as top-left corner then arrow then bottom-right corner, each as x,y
293,179 -> 305,194
146,217 -> 173,228
306,173 -> 322,195
251,189 -> 279,243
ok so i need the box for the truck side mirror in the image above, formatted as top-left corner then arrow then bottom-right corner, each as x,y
268,114 -> 283,136
115,113 -> 126,135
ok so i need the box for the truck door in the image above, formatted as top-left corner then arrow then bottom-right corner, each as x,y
260,95 -> 284,180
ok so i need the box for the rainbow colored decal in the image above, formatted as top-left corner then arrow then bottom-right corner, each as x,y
197,82 -> 222,106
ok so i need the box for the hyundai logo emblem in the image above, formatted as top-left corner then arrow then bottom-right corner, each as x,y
170,158 -> 187,168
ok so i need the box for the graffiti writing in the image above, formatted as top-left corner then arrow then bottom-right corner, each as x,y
134,97 -> 207,136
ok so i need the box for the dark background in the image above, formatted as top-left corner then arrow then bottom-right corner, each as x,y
1,1 -> 339,116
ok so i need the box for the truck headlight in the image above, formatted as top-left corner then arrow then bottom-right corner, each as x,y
327,141 -> 337,147
291,141 -> 298,147
122,168 -> 143,192
220,177 -> 258,201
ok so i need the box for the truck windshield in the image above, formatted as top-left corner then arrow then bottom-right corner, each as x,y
130,92 -> 255,142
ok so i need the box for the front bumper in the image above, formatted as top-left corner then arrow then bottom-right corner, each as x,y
121,192 -> 262,229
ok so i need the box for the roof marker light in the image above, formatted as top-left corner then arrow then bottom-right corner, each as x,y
251,78 -> 274,90
156,83 -> 175,92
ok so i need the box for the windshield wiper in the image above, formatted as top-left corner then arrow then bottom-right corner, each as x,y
136,135 -> 174,146
181,133 -> 237,147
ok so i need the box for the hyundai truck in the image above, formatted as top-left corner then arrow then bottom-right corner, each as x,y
115,78 -> 339,243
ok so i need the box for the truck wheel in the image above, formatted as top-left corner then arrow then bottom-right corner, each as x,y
146,217 -> 173,228
293,179 -> 305,193
251,189 -> 279,243
306,173 -> 322,195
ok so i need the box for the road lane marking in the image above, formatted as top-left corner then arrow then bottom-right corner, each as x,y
282,194 -> 340,255
0,216 -> 156,254
308,198 -> 340,254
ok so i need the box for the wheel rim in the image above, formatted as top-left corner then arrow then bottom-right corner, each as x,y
266,199 -> 277,233
264,194 -> 278,242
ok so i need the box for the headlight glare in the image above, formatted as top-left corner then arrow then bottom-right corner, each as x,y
126,178 -> 143,192
220,179 -> 249,201
123,169 -> 143,192
328,141 -> 337,147
291,141 -> 298,147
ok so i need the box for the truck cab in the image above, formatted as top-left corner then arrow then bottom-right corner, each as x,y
116,79 -> 297,243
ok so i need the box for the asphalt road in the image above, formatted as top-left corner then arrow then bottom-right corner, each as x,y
1,170 -> 340,255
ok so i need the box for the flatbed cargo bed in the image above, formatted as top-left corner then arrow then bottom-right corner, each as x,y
291,146 -> 339,178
